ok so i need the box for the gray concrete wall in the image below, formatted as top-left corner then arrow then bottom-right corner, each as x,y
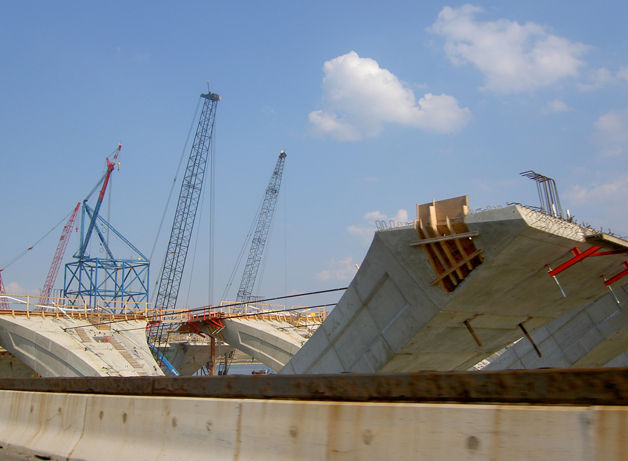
482,284 -> 628,370
1,389 -> 627,460
282,206 -> 628,374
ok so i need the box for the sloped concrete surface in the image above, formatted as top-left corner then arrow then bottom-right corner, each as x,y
0,348 -> 34,378
483,284 -> 628,370
281,205 -> 628,374
0,316 -> 163,377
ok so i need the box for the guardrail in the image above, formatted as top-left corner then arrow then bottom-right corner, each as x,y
0,293 -> 152,320
190,301 -> 328,327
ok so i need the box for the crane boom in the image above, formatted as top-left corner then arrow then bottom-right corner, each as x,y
154,92 -> 220,312
76,143 -> 122,259
40,202 -> 81,305
236,151 -> 287,304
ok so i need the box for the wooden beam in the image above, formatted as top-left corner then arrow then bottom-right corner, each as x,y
410,231 -> 479,246
430,249 -> 483,286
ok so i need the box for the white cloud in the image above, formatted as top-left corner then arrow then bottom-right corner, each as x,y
542,99 -> 569,114
348,209 -> 410,245
429,5 -> 590,93
595,111 -> 628,144
565,175 -> 628,209
308,51 -> 471,141
316,256 -> 358,282
577,68 -> 616,91
592,110 -> 628,157
4,281 -> 34,296
563,175 -> 628,235
617,67 -> 628,81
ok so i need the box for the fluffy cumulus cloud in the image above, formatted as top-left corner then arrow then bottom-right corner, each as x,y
308,51 -> 471,141
566,176 -> 628,206
316,256 -> 358,282
347,209 -> 410,245
429,5 -> 590,93
592,110 -> 628,157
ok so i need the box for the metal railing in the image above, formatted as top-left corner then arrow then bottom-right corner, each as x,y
0,293 -> 152,320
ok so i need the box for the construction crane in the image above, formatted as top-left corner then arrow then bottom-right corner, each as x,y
236,151 -> 287,305
40,202 -> 80,306
149,91 -> 220,374
64,143 -> 148,309
0,270 -> 8,310
75,143 -> 122,260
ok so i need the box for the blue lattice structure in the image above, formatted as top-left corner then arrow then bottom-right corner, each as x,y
63,144 -> 149,312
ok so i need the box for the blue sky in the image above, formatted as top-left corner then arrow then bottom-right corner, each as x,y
2,1 -> 628,309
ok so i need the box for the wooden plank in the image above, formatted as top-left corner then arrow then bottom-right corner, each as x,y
431,221 -> 465,281
421,220 -> 460,287
430,249 -> 483,286
416,220 -> 449,292
446,216 -> 474,271
417,196 -> 469,227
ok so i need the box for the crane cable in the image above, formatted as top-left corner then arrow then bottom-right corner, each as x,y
0,208 -> 75,270
148,97 -> 202,304
66,286 -> 347,331
220,193 -> 265,302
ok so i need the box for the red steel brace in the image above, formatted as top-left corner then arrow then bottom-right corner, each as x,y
548,245 -> 628,287
548,246 -> 601,277
604,261 -> 628,286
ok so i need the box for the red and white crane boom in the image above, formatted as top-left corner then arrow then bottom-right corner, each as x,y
40,202 -> 81,305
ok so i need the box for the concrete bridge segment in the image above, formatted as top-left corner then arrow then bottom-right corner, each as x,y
281,202 -> 628,374
0,315 -> 163,377
187,318 -> 308,372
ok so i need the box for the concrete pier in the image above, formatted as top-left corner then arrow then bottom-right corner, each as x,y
191,318 -> 308,372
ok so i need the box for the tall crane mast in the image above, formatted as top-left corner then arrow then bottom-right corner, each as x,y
0,270 -> 8,310
40,202 -> 80,305
149,91 -> 219,376
236,151 -> 287,304
154,91 -> 220,313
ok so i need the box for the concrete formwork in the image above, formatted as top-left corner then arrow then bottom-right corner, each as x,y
0,316 -> 163,377
281,205 -> 628,374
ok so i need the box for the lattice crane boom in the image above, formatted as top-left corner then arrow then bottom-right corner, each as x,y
154,92 -> 220,312
236,151 -> 287,303
40,202 -> 80,305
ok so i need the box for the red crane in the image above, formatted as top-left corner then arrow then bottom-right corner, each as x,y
40,202 -> 81,305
